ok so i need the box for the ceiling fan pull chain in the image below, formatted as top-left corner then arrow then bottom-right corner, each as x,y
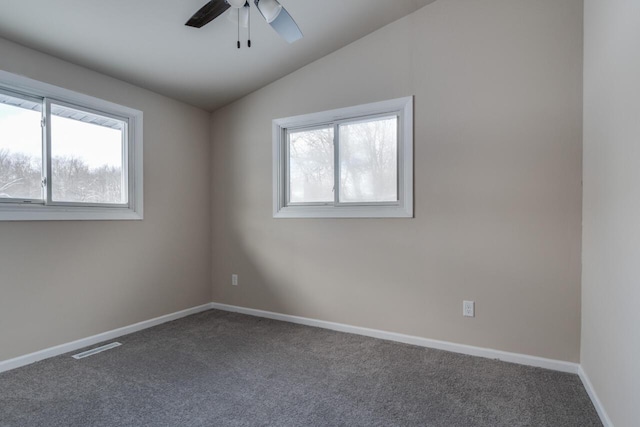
248,4 -> 251,48
237,9 -> 241,49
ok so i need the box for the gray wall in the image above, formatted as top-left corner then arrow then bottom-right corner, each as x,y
0,38 -> 212,361
582,0 -> 640,425
211,0 -> 584,362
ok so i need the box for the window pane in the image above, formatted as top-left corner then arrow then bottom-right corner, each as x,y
339,116 -> 398,203
288,127 -> 334,204
51,104 -> 127,204
0,93 -> 43,200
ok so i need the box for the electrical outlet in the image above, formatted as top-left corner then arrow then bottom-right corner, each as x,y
232,274 -> 238,286
463,300 -> 475,317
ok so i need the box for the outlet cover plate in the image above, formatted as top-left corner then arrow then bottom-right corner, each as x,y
463,300 -> 475,317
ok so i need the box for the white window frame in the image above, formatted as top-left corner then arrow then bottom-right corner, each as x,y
273,96 -> 413,218
0,70 -> 143,221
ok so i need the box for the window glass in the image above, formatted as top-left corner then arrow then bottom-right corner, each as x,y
0,93 -> 43,200
50,104 -> 126,204
339,116 -> 398,203
288,126 -> 334,204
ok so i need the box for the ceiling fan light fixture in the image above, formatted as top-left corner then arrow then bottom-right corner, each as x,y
227,6 -> 249,28
226,0 -> 247,8
255,0 -> 283,24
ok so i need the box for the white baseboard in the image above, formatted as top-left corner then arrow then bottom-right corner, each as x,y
578,366 -> 614,427
0,301 -> 580,376
209,302 -> 579,374
1,301 -> 608,425
0,303 -> 212,374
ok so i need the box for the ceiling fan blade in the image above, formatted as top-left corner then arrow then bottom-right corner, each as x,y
269,7 -> 303,43
185,0 -> 231,28
254,0 -> 303,43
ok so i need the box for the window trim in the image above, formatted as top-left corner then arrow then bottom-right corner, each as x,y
273,96 -> 413,218
0,70 -> 143,221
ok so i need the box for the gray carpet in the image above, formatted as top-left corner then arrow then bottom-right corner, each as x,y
0,310 -> 601,427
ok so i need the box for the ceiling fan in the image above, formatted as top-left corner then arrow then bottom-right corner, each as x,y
186,0 -> 303,47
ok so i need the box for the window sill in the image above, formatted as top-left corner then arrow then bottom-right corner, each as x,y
0,205 -> 143,221
273,204 -> 412,219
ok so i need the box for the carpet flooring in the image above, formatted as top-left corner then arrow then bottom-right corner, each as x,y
0,309 -> 601,427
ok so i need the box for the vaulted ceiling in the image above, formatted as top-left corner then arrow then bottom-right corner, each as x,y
0,0 -> 434,111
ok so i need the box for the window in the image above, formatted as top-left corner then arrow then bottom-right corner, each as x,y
0,71 -> 143,221
273,96 -> 413,218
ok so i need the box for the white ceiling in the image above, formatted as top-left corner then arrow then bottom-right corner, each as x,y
0,0 -> 434,111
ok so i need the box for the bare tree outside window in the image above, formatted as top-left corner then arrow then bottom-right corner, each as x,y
0,98 -> 126,205
288,127 -> 334,203
0,71 -> 143,221
273,96 -> 412,218
0,101 -> 42,200
339,116 -> 398,203
51,111 -> 125,204
286,117 -> 398,205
